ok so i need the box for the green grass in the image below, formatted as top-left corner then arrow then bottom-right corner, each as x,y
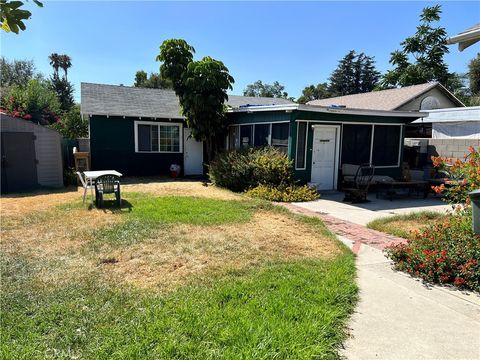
1,254 -> 356,359
367,211 -> 447,240
2,192 -> 357,359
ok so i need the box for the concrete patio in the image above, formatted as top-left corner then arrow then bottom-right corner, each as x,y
295,191 -> 451,226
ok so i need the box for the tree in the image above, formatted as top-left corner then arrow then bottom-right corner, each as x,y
0,57 -> 41,88
328,50 -> 380,96
382,5 -> 454,89
468,53 -> 480,95
49,104 -> 88,139
134,70 -> 172,89
297,83 -> 330,104
243,80 -> 290,98
0,79 -> 60,124
157,39 -> 234,162
48,53 -> 74,112
1,0 -> 43,34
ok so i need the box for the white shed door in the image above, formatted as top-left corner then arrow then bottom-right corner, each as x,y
311,126 -> 338,190
183,128 -> 203,175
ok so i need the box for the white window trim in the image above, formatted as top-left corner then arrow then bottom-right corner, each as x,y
134,120 -> 183,154
227,121 -> 289,150
295,121 -> 308,170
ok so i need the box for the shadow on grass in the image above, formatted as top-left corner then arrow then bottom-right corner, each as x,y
88,199 -> 134,214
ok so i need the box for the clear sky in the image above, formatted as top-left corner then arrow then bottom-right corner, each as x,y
2,1 -> 479,101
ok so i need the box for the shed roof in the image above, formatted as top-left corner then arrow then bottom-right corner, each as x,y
81,83 -> 295,119
307,82 -> 464,110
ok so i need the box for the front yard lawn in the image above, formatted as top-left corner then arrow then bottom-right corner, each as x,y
367,211 -> 447,240
1,181 -> 357,359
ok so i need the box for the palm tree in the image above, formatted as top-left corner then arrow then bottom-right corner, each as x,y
60,55 -> 72,80
48,53 -> 60,77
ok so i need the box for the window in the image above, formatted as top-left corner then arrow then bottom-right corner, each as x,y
228,126 -> 240,149
372,125 -> 401,166
271,123 -> 289,154
240,125 -> 253,147
136,121 -> 181,153
295,122 -> 307,169
341,124 -> 372,165
254,124 -> 270,146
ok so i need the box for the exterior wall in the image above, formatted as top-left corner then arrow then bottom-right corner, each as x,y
396,88 -> 460,111
291,111 -> 407,183
407,138 -> 480,160
89,115 -> 184,176
0,115 -> 63,187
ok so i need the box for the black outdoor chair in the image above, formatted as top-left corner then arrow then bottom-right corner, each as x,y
94,174 -> 121,207
343,163 -> 375,203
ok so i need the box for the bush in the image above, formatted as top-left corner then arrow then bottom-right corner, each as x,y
208,147 -> 293,192
385,211 -> 480,292
246,184 -> 320,202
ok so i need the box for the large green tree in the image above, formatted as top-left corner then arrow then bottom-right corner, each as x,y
49,104 -> 88,139
1,0 -> 43,34
297,83 -> 330,104
48,53 -> 74,112
243,80 -> 290,99
382,5 -> 455,89
157,39 -> 234,162
328,50 -> 380,96
0,57 -> 40,88
468,53 -> 480,96
133,70 -> 172,89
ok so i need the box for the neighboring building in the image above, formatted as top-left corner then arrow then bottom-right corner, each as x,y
80,83 -> 293,177
81,83 -> 425,190
307,82 -> 464,112
1,113 -> 64,193
447,23 -> 480,52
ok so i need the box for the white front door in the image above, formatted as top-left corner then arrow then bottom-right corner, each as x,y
183,128 -> 203,176
311,126 -> 339,190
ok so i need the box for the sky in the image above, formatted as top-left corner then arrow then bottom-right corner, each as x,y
2,1 -> 479,101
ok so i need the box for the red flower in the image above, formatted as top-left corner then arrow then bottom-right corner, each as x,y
23,114 -> 32,120
454,278 -> 466,286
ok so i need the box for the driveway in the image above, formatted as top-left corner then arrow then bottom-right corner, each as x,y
283,197 -> 480,360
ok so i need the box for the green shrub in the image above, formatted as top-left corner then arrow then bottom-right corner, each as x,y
208,147 -> 293,192
246,184 -> 320,202
385,211 -> 480,292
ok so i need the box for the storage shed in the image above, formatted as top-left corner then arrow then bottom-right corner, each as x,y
1,113 -> 64,193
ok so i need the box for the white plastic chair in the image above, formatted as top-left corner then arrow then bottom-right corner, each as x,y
77,171 -> 93,204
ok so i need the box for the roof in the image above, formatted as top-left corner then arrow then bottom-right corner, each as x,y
229,103 -> 427,119
307,82 -> 464,110
447,23 -> 480,51
412,106 -> 480,124
81,83 -> 294,119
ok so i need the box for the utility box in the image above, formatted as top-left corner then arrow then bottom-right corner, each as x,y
468,189 -> 480,235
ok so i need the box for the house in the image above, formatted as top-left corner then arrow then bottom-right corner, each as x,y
1,113 -> 64,193
81,83 -> 425,190
80,83 -> 293,177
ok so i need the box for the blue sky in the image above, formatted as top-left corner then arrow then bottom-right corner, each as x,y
2,1 -> 479,101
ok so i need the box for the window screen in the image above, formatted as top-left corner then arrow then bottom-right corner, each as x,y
254,124 -> 270,146
372,125 -> 401,166
138,125 -> 151,151
228,126 -> 239,149
271,123 -> 289,154
295,122 -> 307,168
159,125 -> 180,152
240,125 -> 253,147
341,124 -> 372,165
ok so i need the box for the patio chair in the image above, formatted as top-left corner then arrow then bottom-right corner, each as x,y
343,163 -> 375,203
94,174 -> 121,207
77,171 -> 94,204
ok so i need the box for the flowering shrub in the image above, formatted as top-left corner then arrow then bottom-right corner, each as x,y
245,184 -> 320,202
431,146 -> 480,205
386,211 -> 480,291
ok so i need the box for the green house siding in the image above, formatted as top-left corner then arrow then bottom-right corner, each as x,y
90,115 -> 184,176
230,109 -> 411,186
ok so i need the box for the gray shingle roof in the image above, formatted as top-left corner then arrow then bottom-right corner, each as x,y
81,83 -> 295,119
307,82 -> 463,110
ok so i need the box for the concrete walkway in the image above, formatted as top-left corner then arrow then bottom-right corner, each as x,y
283,202 -> 480,360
